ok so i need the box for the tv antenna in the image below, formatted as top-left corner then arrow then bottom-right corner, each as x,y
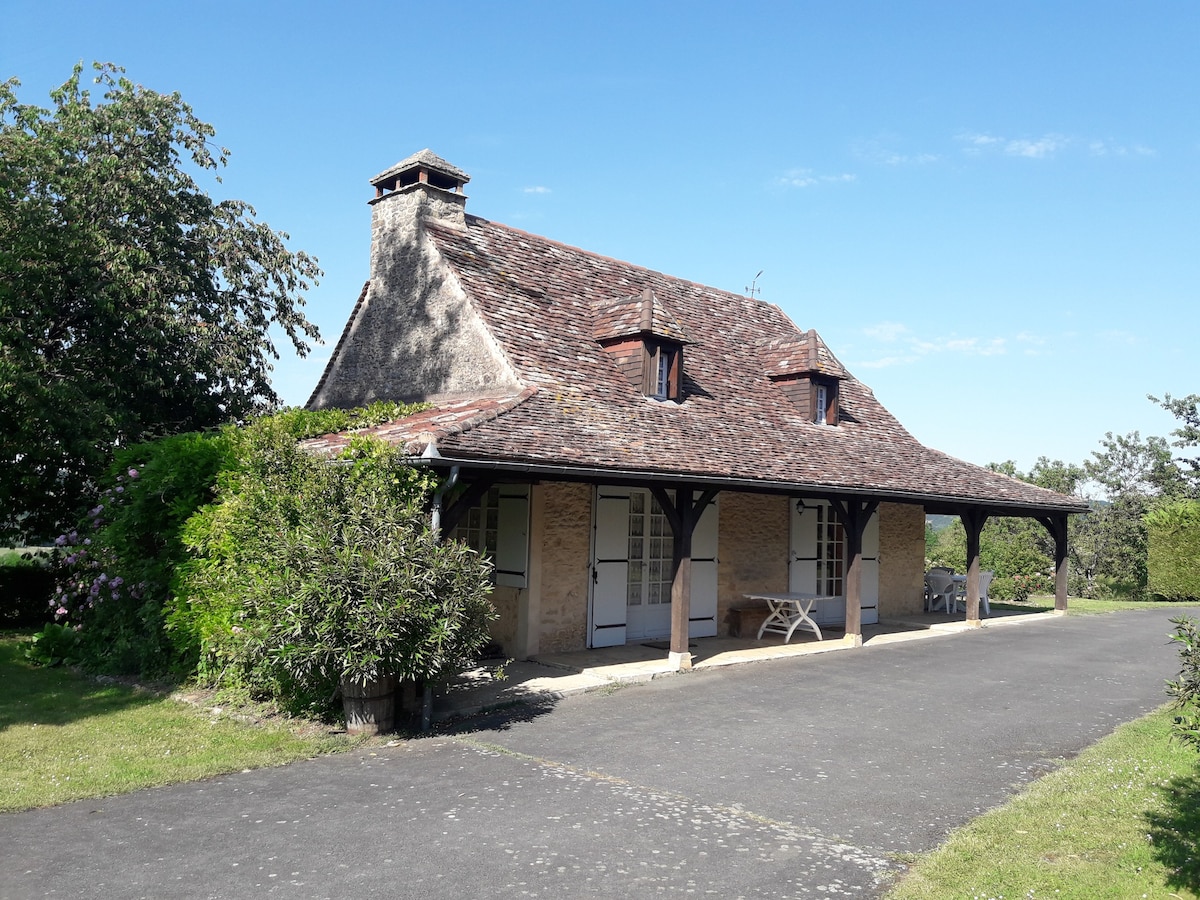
745,270 -> 763,299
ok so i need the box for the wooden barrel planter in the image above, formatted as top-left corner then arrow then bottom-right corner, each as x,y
340,674 -> 398,735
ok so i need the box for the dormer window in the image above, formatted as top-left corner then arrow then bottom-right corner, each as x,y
647,340 -> 682,401
761,329 -> 848,426
594,288 -> 691,403
813,378 -> 838,425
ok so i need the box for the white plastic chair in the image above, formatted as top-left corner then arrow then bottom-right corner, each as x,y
924,570 -> 957,614
954,570 -> 993,616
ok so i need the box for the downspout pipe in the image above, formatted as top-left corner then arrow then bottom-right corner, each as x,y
421,464 -> 458,732
429,464 -> 460,537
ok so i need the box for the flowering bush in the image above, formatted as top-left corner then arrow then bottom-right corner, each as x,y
990,572 -> 1054,603
45,432 -> 233,677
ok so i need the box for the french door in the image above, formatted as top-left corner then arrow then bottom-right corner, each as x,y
590,487 -> 718,647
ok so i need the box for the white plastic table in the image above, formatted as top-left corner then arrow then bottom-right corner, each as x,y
745,592 -> 841,643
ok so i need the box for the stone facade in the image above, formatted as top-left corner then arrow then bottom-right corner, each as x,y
877,501 -> 926,616
308,183 -> 520,409
530,482 -> 592,655
716,492 -> 790,633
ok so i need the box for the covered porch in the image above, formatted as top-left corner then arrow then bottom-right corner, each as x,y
432,605 -> 1062,723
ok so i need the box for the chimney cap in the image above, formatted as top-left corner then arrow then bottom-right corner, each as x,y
370,149 -> 471,193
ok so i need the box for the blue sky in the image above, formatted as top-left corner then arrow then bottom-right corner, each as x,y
4,1 -> 1197,476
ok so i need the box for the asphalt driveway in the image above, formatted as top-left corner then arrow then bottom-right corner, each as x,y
1,607 -> 1193,899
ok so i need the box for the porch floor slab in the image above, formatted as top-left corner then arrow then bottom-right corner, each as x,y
432,607 -> 1060,723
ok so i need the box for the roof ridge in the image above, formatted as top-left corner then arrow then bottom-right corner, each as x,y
430,215 -> 775,310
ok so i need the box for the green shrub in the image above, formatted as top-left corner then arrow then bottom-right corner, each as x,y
50,431 -> 233,678
23,622 -> 81,667
46,402 -> 431,683
990,572 -> 1053,602
1147,500 -> 1200,601
176,431 -> 492,720
1166,615 -> 1200,751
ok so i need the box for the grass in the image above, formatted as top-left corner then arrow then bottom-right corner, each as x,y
884,705 -> 1200,899
1000,593 -> 1200,615
0,632 -> 359,813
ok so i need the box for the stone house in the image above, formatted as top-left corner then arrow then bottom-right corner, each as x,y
304,149 -> 1086,668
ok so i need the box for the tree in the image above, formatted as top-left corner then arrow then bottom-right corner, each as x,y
1076,430 -> 1188,597
1152,393 -> 1200,491
0,63 -> 321,543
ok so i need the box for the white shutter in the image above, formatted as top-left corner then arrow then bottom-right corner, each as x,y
859,510 -> 879,623
689,495 -> 719,638
494,485 -> 529,588
789,499 -> 819,593
590,489 -> 630,648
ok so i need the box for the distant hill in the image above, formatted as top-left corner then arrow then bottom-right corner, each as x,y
926,514 -> 957,531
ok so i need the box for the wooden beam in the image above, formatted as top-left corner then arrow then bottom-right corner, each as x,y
960,509 -> 989,624
649,485 -> 722,668
1037,514 -> 1070,612
830,498 -> 877,642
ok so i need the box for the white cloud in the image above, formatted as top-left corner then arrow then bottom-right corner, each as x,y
522,185 -> 551,194
1088,139 -> 1156,157
863,321 -> 911,342
957,132 -> 1004,155
856,355 -> 917,369
853,322 -> 1009,368
1097,328 -> 1142,345
958,130 -> 1152,161
852,137 -> 940,166
1004,134 -> 1068,158
777,168 -> 856,188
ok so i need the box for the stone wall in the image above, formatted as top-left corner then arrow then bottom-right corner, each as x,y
878,501 -> 926,616
716,493 -> 789,633
533,482 -> 593,654
487,585 -> 520,651
309,185 -> 519,410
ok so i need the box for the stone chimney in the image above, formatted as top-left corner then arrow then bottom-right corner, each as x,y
369,149 -> 469,228
366,150 -> 470,286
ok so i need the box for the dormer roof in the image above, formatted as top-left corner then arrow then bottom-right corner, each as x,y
759,329 -> 847,380
593,288 -> 692,344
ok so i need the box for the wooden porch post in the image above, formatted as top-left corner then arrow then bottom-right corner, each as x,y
1038,514 -> 1070,613
652,485 -> 719,671
669,489 -> 694,668
961,509 -> 988,626
830,499 -> 877,647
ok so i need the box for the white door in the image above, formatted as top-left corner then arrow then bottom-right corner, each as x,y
624,490 -> 673,641
589,487 -> 719,646
789,500 -> 879,627
590,489 -> 630,648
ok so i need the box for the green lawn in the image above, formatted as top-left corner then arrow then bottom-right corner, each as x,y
884,705 -> 1200,899
1002,594 -> 1200,615
0,633 -> 356,812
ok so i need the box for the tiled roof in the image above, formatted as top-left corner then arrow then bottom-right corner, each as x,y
313,212 -> 1084,513
593,288 -> 692,344
301,391 -> 537,458
759,330 -> 848,380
